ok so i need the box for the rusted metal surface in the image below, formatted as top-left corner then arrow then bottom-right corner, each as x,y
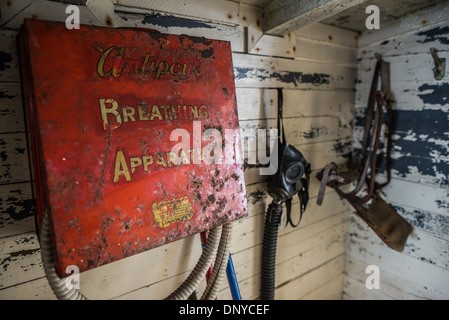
18,19 -> 247,277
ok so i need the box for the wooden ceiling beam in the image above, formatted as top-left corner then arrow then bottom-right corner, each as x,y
262,0 -> 368,35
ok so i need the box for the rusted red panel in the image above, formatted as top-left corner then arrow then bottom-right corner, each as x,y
18,19 -> 247,277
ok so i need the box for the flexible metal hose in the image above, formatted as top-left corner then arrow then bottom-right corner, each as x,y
40,209 -> 232,300
200,222 -> 232,300
165,225 -> 222,300
40,210 -> 87,300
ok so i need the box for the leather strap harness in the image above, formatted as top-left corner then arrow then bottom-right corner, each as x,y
316,55 -> 413,252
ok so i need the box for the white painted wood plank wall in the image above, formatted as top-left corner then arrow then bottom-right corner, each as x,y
344,14 -> 449,300
0,0 -> 358,300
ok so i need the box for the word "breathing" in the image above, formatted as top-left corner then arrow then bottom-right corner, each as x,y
99,98 -> 209,131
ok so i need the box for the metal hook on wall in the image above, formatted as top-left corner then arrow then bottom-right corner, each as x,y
430,47 -> 446,81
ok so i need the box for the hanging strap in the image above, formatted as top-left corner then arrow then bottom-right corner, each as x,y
315,56 -> 413,252
317,55 -> 393,208
277,88 -> 286,145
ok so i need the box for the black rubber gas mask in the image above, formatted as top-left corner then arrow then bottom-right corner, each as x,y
267,142 -> 310,203
265,88 -> 311,228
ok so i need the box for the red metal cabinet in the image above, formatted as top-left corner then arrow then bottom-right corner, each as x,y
18,19 -> 247,277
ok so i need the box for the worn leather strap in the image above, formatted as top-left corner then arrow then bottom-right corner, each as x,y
318,56 -> 391,204
317,163 -> 337,206
315,56 -> 413,251
277,88 -> 286,145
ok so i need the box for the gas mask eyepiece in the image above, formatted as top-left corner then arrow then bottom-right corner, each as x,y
285,162 -> 304,184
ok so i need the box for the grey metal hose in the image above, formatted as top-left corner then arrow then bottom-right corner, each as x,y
39,209 -> 232,300
165,225 -> 222,300
40,210 -> 87,300
200,223 -> 232,300
166,222 -> 233,300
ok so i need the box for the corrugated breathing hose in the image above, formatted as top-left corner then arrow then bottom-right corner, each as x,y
39,209 -> 232,300
165,223 -> 232,300
200,223 -> 232,300
260,201 -> 283,300
40,211 -> 87,300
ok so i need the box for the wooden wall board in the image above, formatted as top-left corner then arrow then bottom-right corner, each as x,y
344,7 -> 449,300
0,0 -> 358,300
